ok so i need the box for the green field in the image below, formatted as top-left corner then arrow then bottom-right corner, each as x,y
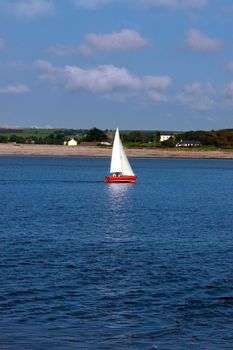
0,128 -> 60,138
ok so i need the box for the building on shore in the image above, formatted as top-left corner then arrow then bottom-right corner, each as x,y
176,140 -> 201,147
64,138 -> 78,146
160,132 -> 177,142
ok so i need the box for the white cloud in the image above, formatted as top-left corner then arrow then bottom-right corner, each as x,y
64,65 -> 141,92
147,91 -> 168,102
176,82 -> 214,110
48,29 -> 150,56
72,0 -> 208,10
35,60 -> 141,92
0,38 -> 5,51
186,29 -> 223,52
0,83 -> 30,94
4,0 -> 55,20
144,75 -> 172,102
144,75 -> 172,90
35,60 -> 172,103
35,60 -> 63,84
84,29 -> 150,52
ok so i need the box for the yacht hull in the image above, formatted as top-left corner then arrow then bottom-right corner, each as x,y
105,176 -> 137,183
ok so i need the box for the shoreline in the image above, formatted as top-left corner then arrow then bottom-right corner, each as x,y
0,143 -> 233,159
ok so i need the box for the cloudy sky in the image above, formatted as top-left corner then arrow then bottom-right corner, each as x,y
0,0 -> 233,130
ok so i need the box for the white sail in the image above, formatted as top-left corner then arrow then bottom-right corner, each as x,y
110,128 -> 135,176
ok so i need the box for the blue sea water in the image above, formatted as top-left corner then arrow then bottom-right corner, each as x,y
0,156 -> 233,350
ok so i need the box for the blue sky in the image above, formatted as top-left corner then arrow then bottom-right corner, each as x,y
0,0 -> 233,130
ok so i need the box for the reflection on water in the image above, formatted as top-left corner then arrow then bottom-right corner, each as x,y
103,184 -> 135,243
106,183 -> 133,201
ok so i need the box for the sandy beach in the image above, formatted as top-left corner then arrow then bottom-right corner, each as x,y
0,143 -> 233,159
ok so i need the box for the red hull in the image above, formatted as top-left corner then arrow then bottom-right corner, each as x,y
105,175 -> 137,183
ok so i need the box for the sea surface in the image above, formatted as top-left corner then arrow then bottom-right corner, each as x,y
0,157 -> 233,350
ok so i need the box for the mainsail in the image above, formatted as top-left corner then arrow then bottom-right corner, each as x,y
110,128 -> 135,176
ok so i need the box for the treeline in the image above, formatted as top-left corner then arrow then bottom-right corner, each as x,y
121,131 -> 155,143
0,128 -> 108,145
0,133 -> 65,145
0,128 -> 23,134
0,127 -> 233,148
174,129 -> 233,148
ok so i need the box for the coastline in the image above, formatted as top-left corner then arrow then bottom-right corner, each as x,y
0,143 -> 233,159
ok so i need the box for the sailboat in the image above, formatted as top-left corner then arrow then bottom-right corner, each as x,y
105,128 -> 137,183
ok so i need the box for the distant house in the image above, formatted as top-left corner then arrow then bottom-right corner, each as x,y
100,141 -> 111,146
159,133 -> 173,142
176,140 -> 201,147
64,138 -> 77,146
160,132 -> 176,142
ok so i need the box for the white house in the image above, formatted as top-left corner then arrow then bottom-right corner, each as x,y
176,140 -> 201,147
160,134 -> 174,142
100,141 -> 111,146
64,138 -> 77,146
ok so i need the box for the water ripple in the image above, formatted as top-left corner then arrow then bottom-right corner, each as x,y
0,157 -> 233,349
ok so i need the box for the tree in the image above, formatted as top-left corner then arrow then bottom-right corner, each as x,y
155,131 -> 161,143
43,133 -> 64,145
84,128 -> 108,142
9,134 -> 25,143
0,135 -> 8,143
123,131 -> 146,143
